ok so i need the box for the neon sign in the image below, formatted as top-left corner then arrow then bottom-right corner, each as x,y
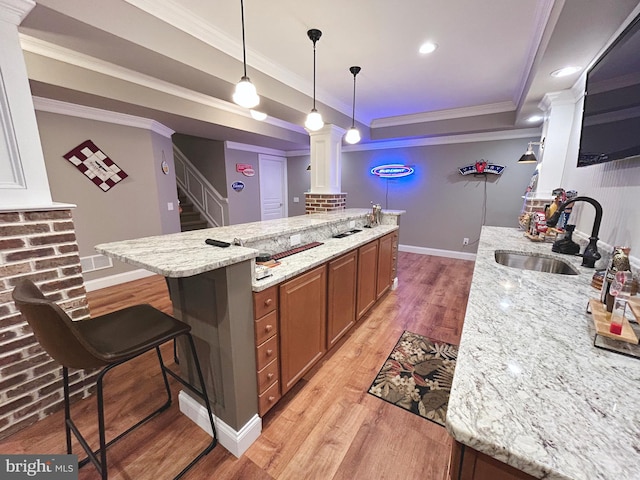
370,164 -> 415,178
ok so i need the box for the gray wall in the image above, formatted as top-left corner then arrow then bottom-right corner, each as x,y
173,134 -> 228,196
288,137 -> 538,253
36,111 -> 180,281
224,147 -> 262,225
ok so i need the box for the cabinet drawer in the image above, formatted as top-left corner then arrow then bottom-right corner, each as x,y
258,380 -> 281,416
257,358 -> 279,393
254,286 -> 278,319
256,334 -> 279,371
255,309 -> 278,345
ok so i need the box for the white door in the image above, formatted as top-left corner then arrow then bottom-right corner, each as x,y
259,154 -> 287,220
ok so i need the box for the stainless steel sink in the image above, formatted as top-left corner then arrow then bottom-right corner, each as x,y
494,251 -> 579,275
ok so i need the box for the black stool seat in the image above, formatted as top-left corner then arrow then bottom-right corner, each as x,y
12,279 -> 217,480
76,305 -> 190,363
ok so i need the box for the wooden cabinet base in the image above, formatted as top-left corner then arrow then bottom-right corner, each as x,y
449,441 -> 537,480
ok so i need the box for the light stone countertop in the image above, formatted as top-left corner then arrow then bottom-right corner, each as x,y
95,209 -> 400,290
446,226 -> 640,480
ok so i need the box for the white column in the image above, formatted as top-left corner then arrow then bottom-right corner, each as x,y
0,0 -> 54,210
308,124 -> 346,194
532,89 -> 581,200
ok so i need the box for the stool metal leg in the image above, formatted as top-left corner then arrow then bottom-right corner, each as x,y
62,367 -> 72,455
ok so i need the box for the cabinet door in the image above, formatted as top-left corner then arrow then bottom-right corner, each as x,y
376,233 -> 394,299
357,240 -> 379,320
279,265 -> 327,394
327,250 -> 357,348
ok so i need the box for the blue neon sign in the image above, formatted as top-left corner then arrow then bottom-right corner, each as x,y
370,164 -> 415,178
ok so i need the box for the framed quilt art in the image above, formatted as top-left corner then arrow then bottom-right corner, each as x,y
63,140 -> 128,192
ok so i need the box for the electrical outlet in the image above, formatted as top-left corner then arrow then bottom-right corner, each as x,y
293,196 -> 299,203
463,237 -> 469,245
290,234 -> 301,246
167,202 -> 174,211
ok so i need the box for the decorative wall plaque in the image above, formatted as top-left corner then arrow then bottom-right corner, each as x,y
63,140 -> 128,192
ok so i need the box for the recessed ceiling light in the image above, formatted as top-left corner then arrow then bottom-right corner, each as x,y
550,66 -> 582,78
250,110 -> 267,121
419,42 -> 438,55
527,115 -> 543,123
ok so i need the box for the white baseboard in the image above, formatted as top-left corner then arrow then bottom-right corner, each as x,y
178,391 -> 262,458
399,244 -> 477,261
83,269 -> 156,292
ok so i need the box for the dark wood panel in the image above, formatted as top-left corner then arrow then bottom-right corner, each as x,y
279,265 -> 327,394
327,250 -> 357,348
356,240 -> 378,319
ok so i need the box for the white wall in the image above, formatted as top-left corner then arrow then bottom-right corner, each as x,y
561,94 -> 640,259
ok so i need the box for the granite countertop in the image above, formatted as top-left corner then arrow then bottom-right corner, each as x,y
95,209 -> 400,288
446,226 -> 640,479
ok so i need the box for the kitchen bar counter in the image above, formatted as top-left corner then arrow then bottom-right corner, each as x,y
95,208 -> 402,456
95,208 -> 401,285
446,226 -> 640,479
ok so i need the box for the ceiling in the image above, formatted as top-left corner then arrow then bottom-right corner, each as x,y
18,0 -> 640,151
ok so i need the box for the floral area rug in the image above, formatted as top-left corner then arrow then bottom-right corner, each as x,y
368,330 -> 457,427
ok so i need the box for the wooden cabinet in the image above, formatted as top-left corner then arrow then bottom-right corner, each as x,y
376,233 -> 394,299
279,265 -> 327,394
357,240 -> 379,320
449,441 -> 536,480
327,250 -> 358,348
253,285 -> 281,416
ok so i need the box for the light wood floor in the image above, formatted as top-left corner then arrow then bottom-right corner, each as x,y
0,252 -> 474,479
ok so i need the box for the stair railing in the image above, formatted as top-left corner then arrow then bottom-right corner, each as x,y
173,145 -> 228,227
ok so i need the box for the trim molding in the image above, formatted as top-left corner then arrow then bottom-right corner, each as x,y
178,391 -> 262,458
33,97 -> 175,137
398,244 -> 477,262
286,127 -> 541,156
20,35 -> 302,135
0,0 -> 35,24
371,101 -> 515,129
225,141 -> 288,157
82,268 -> 155,292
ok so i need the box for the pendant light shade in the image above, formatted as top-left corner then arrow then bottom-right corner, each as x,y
518,141 -> 544,163
305,29 -> 324,131
345,66 -> 361,144
233,0 -> 260,109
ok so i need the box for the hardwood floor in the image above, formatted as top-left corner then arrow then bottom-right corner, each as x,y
0,252 -> 474,479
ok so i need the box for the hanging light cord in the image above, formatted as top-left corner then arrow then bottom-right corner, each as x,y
351,74 -> 357,128
312,40 -> 317,109
240,0 -> 248,78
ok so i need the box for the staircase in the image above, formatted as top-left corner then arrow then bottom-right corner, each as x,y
178,188 -> 209,231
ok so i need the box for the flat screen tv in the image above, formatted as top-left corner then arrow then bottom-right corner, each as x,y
578,12 -> 640,167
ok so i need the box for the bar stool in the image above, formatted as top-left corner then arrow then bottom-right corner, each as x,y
11,279 -> 217,480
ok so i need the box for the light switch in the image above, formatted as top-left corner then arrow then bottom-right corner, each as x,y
168,202 -> 174,211
290,234 -> 301,246
293,196 -> 300,203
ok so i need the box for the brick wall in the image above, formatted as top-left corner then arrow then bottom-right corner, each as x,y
0,209 -> 93,440
304,193 -> 347,213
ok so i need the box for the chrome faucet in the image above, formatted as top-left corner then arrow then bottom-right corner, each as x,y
546,196 -> 603,268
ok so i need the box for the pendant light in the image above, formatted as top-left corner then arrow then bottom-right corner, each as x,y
345,66 -> 361,144
232,0 -> 260,109
305,29 -> 324,131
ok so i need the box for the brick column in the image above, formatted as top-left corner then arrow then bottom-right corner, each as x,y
0,209 -> 92,440
304,193 -> 347,214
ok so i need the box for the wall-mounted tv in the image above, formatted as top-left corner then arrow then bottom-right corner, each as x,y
578,12 -> 640,167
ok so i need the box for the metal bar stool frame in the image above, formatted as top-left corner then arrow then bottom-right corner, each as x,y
12,280 -> 217,480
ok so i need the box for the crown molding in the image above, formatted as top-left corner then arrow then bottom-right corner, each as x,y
33,97 -> 175,137
0,0 -> 35,25
371,101 -> 515,129
123,0 -> 352,118
538,89 -> 580,112
285,127 -> 541,156
225,141 -> 287,157
20,34 -> 304,135
512,0 -> 557,107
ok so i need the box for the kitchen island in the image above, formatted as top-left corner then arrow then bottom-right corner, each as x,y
446,226 -> 640,480
96,208 -> 402,456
